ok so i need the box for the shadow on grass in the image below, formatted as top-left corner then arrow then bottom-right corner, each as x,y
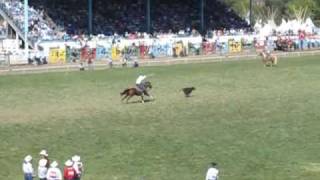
126,99 -> 155,104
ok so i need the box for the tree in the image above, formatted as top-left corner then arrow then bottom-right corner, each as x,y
223,0 -> 320,25
224,0 -> 250,18
311,0 -> 320,25
287,0 -> 317,21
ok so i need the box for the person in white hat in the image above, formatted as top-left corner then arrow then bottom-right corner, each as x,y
205,162 -> 219,180
72,155 -> 83,180
63,160 -> 76,180
38,159 -> 48,180
39,149 -> 50,168
22,155 -> 34,180
136,75 -> 147,92
46,161 -> 62,180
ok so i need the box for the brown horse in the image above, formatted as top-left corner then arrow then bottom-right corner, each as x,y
120,81 -> 153,103
260,51 -> 278,67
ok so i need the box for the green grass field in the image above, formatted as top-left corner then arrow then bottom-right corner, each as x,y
1,56 -> 320,180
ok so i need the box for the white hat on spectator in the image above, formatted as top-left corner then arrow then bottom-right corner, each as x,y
65,160 -> 73,167
72,155 -> 80,162
39,159 -> 47,167
50,161 -> 58,168
39,150 -> 48,157
24,155 -> 32,162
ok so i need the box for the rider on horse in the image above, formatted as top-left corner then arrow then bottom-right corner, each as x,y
136,75 -> 148,93
265,49 -> 272,60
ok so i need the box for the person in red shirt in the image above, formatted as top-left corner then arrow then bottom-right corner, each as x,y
63,160 -> 76,180
299,30 -> 306,50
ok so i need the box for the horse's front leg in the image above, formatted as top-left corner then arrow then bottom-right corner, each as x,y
141,95 -> 145,103
144,91 -> 153,99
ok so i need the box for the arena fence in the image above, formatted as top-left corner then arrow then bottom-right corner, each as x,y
1,49 -> 320,75
38,38 -> 319,65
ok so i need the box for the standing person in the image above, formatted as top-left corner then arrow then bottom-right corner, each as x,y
63,160 -> 76,180
39,150 -> 50,168
46,161 -> 62,180
205,162 -> 219,180
133,59 -> 139,68
22,155 -> 34,180
87,57 -> 94,70
121,51 -> 128,67
72,155 -> 84,180
299,30 -> 305,50
107,57 -> 113,68
38,159 -> 48,180
79,62 -> 85,71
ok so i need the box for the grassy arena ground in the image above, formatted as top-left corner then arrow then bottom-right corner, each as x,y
1,56 -> 320,180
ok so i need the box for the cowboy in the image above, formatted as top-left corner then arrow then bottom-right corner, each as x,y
133,59 -> 139,68
121,51 -> 128,67
23,155 -> 34,180
108,58 -> 113,68
63,160 -> 76,180
79,62 -> 85,71
46,161 -> 62,180
72,155 -> 84,180
205,162 -> 219,180
38,159 -> 48,180
39,149 -> 50,168
136,75 -> 147,93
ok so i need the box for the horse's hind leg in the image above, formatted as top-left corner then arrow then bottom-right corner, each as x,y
121,95 -> 128,102
141,95 -> 145,103
126,96 -> 133,104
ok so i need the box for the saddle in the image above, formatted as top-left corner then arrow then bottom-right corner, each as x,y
136,84 -> 145,93
266,55 -> 273,61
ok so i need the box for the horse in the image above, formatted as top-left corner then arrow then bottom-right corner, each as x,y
259,51 -> 278,67
120,81 -> 153,103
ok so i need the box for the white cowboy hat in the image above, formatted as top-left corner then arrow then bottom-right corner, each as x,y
50,161 -> 58,168
39,159 -> 47,167
24,155 -> 32,162
39,150 -> 48,157
72,155 -> 81,162
65,160 -> 73,166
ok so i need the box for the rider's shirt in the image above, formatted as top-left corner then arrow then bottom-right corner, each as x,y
205,167 -> 219,180
136,75 -> 146,84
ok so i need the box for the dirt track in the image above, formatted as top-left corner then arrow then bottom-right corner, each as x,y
1,50 -> 320,75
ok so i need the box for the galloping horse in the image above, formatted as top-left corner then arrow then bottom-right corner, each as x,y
120,81 -> 153,103
260,51 -> 278,67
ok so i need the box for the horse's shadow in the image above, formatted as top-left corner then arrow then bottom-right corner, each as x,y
126,99 -> 155,104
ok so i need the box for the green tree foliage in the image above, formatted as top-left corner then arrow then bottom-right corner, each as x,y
287,0 -> 317,20
224,0 -> 250,18
223,0 -> 320,24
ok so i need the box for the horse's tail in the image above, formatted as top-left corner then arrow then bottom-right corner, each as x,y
120,88 -> 130,96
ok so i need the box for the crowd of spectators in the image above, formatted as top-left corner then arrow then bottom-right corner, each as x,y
28,0 -> 249,36
205,0 -> 249,30
0,0 -> 58,43
0,0 -> 251,44
0,20 -> 7,37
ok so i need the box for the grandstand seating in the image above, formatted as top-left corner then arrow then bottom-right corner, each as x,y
29,0 -> 249,35
0,0 -> 249,42
0,0 -> 58,46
